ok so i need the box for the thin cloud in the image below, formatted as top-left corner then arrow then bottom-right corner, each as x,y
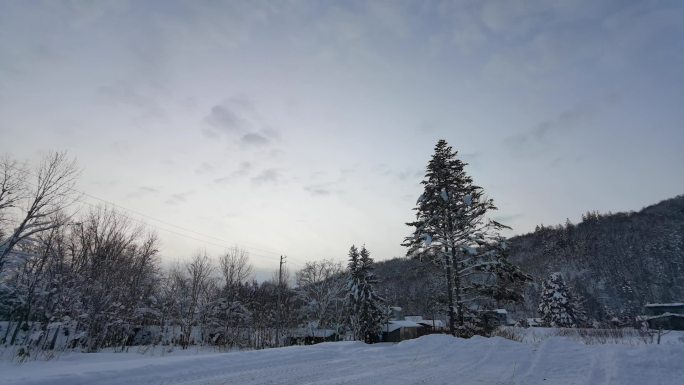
195,162 -> 216,175
303,181 -> 344,197
213,161 -> 253,184
372,163 -> 392,177
304,185 -> 331,196
241,132 -> 270,146
416,120 -> 438,133
204,104 -> 247,133
234,161 -> 252,177
503,98 -> 616,152
213,176 -> 231,185
96,82 -> 165,119
397,169 -> 426,181
251,168 -> 281,185
165,191 -> 195,205
202,99 -> 282,146
126,186 -> 159,199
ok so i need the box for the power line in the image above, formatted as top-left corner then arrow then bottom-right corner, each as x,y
75,189 -> 284,257
74,196 -> 284,262
5,162 -> 285,262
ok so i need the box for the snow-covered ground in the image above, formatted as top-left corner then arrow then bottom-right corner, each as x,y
505,326 -> 684,345
2,334 -> 683,385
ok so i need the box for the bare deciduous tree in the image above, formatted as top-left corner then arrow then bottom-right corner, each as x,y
219,246 -> 253,294
296,259 -> 345,329
0,156 -> 25,224
171,253 -> 215,349
0,152 -> 79,272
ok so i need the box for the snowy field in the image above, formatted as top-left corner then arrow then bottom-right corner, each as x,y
2,334 -> 684,385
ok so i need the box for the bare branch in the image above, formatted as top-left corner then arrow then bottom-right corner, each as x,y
219,246 -> 253,290
0,151 -> 80,273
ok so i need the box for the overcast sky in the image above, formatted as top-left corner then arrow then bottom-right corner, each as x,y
1,1 -> 683,273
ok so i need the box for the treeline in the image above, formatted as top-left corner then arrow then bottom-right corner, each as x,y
0,206 -> 315,353
0,208 -> 358,354
0,153 -> 351,355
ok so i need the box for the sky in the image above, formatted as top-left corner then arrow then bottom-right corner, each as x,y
1,0 -> 683,275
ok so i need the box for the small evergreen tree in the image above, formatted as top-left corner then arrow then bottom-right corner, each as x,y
346,245 -> 384,343
346,245 -> 362,340
538,272 -> 586,328
357,246 -> 384,343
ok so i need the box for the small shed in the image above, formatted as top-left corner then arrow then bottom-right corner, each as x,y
404,316 -> 446,335
642,303 -> 684,331
381,320 -> 423,342
644,303 -> 684,316
417,319 -> 446,333
479,309 -> 511,329
288,328 -> 338,345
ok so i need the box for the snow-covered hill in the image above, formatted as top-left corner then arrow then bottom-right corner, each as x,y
2,334 -> 683,385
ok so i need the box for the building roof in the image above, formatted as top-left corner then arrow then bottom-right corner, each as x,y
417,319 -> 445,328
291,328 -> 337,338
477,308 -> 508,315
640,312 -> 684,321
645,303 -> 684,308
383,320 -> 423,333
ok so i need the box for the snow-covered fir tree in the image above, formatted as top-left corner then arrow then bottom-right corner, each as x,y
346,245 -> 361,340
404,139 -> 530,336
357,246 -> 385,343
346,245 -> 384,343
538,272 -> 586,328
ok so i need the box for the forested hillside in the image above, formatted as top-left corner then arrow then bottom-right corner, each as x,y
374,196 -> 684,324
509,195 -> 684,323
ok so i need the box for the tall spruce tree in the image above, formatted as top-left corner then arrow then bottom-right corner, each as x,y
357,246 -> 384,343
346,245 -> 362,340
538,272 -> 586,328
346,245 -> 384,343
404,139 -> 530,336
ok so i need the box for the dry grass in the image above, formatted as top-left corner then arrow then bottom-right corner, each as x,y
491,326 -> 660,345
554,327 -> 654,345
490,327 -> 525,342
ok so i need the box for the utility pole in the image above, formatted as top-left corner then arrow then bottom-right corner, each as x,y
276,255 -> 286,347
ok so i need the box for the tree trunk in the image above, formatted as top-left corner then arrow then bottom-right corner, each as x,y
48,324 -> 60,350
2,310 -> 15,344
444,253 -> 456,336
10,309 -> 27,345
452,250 -> 464,328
